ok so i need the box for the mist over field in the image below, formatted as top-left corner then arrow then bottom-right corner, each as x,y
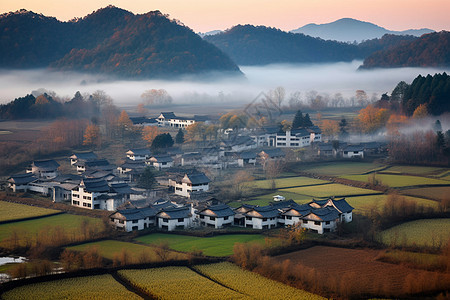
1,61 -> 449,108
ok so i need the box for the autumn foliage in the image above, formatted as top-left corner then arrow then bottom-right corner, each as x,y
357,104 -> 390,133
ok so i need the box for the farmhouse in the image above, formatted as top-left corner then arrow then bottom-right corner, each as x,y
341,145 -> 365,159
157,112 -> 195,128
156,206 -> 193,231
75,159 -> 115,174
236,151 -> 257,167
169,172 -> 211,198
7,173 -> 37,192
70,152 -> 98,165
196,204 -> 235,228
147,155 -> 174,170
126,148 -> 151,161
26,160 -> 59,179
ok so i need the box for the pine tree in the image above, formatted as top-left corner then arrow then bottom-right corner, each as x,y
339,118 -> 348,138
434,120 -> 442,132
303,113 -> 313,127
137,167 -> 156,190
152,133 -> 174,149
292,110 -> 304,129
175,128 -> 184,144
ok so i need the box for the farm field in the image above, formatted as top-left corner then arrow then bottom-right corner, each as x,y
135,233 -> 269,257
194,262 -> 324,300
379,218 -> 450,248
301,161 -> 384,176
252,177 -> 330,189
118,267 -> 247,299
280,183 -> 381,198
0,214 -> 104,245
272,246 -> 450,296
377,250 -> 443,270
2,274 -> 142,300
384,165 -> 449,176
66,240 -> 185,262
401,186 -> 450,201
0,201 -> 60,222
340,195 -> 438,213
340,174 -> 450,188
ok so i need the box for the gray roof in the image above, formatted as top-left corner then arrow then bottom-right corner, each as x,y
246,206 -> 279,218
158,206 -> 191,219
307,126 -> 322,134
110,183 -> 135,194
238,151 -> 257,159
198,204 -> 235,217
32,160 -> 60,171
70,152 -> 97,161
260,148 -> 285,158
159,112 -> 177,119
184,173 -> 211,185
305,207 -> 340,222
50,174 -> 82,184
127,148 -> 151,156
330,198 -> 354,213
269,199 -> 297,210
182,152 -> 202,159
81,178 -> 110,193
8,173 -> 37,185
291,128 -> 310,137
76,159 -> 110,167
150,155 -> 173,163
318,143 -> 334,151
343,145 -> 364,152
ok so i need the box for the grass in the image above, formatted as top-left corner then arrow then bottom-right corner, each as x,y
340,174 -> 450,188
379,218 -> 450,248
194,262 -> 324,300
341,195 -> 439,213
377,249 -> 443,270
2,274 -> 141,300
302,161 -> 384,176
401,186 -> 450,201
119,267 -> 247,299
385,165 -> 448,176
280,183 -> 381,198
135,233 -> 269,257
0,201 -> 60,222
252,177 -> 330,189
0,214 -> 104,245
66,240 -> 186,262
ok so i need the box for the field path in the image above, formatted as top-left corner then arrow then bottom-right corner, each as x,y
112,271 -> 151,300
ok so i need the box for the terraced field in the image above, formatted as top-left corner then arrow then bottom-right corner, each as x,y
194,262 -> 324,299
280,183 -> 381,198
379,218 -> 450,248
339,195 -> 438,213
385,165 -> 448,176
119,267 -> 247,299
136,233 -> 270,257
401,186 -> 450,201
0,201 -> 60,222
340,174 -> 450,188
252,177 -> 330,189
2,274 -> 142,300
302,162 -> 384,176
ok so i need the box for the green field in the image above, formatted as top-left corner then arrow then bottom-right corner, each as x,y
302,162 -> 383,176
0,201 -> 60,222
340,174 -> 450,188
67,240 -> 185,262
0,214 -> 104,245
119,267 -> 247,299
341,195 -> 439,213
252,177 -> 330,189
2,274 -> 141,300
402,186 -> 450,201
379,218 -> 450,248
280,183 -> 381,198
385,165 -> 448,176
135,233 -> 269,257
194,262 -> 324,300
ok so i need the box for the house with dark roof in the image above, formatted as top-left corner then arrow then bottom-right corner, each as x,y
117,159 -> 146,179
317,143 -> 337,157
70,152 -> 98,165
156,206 -> 193,231
243,205 -> 279,229
341,145 -> 365,158
26,160 -> 60,179
109,206 -> 160,231
309,198 -> 354,223
126,148 -> 151,161
75,159 -> 115,174
130,117 -> 158,127
7,173 -> 37,192
196,204 -> 235,228
147,155 -> 174,170
181,152 -> 202,167
157,112 -> 196,128
279,203 -> 312,227
169,172 -> 211,198
237,151 -> 257,167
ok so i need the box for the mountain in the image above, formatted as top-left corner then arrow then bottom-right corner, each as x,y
291,18 -> 434,43
197,30 -> 223,38
204,25 -> 419,66
204,25 -> 362,65
0,6 -> 240,78
360,31 -> 450,69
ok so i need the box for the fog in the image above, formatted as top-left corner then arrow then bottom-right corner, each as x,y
1,61 -> 449,109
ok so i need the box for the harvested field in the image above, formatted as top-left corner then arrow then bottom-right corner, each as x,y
401,186 -> 450,201
272,246 -> 450,297
386,165 -> 448,176
340,174 -> 450,188
252,177 -> 330,189
301,162 -> 383,176
280,183 -> 381,198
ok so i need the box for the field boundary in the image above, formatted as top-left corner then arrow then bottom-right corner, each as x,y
112,271 -> 153,300
0,212 -> 65,225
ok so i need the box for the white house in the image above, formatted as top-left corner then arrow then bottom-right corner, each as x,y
309,198 -> 354,223
196,204 -> 235,228
109,207 -> 159,231
341,145 -> 365,159
70,152 -> 98,165
26,160 -> 59,179
7,173 -> 37,192
75,159 -> 114,174
243,206 -> 279,230
251,126 -> 321,148
181,152 -> 202,167
170,172 -> 211,198
157,112 -> 196,128
147,155 -> 174,170
71,178 -> 110,209
237,151 -> 257,167
126,149 -> 151,161
156,206 -> 193,231
300,207 -> 340,234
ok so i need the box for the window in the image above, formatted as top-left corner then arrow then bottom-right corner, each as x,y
263,218 -> 267,222
178,218 -> 184,222
246,217 -> 252,221
200,215 -> 204,219
73,200 -> 80,205
325,221 -> 330,225
286,216 -> 292,220
87,203 -> 91,208
314,221 -> 320,225
209,216 -> 215,221
353,151 -> 359,154
224,216 -> 229,220
132,220 -> 138,224
162,218 -> 168,223
303,219 -> 308,224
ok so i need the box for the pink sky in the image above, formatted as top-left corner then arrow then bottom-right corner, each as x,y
1,0 -> 449,32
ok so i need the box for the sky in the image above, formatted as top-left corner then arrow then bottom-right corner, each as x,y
0,0 -> 449,33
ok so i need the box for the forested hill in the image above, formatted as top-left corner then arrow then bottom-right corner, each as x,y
360,31 -> 450,69
204,25 -> 419,66
0,6 -> 240,78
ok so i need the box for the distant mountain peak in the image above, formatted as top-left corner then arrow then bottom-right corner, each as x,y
291,18 -> 434,43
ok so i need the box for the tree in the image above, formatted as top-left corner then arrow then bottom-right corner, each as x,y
175,128 -> 185,144
320,120 -> 339,139
117,110 -> 133,129
434,120 -> 442,132
280,120 -> 292,132
137,103 -> 148,115
83,124 -> 101,148
152,133 -> 174,149
141,89 -> 173,105
137,166 -> 156,190
142,126 -> 161,146
303,113 -> 314,127
265,160 -> 285,189
357,105 -> 390,133
292,110 -> 304,129
268,86 -> 285,108
339,118 -> 348,138
231,170 -> 255,199
355,90 -> 368,106
412,104 -> 429,119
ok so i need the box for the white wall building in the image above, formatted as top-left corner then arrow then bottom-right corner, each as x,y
169,172 -> 210,198
196,204 -> 235,229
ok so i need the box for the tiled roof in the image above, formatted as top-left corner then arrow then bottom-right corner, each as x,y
159,112 -> 177,119
158,206 -> 191,219
127,148 -> 151,156
70,152 -> 97,161
198,204 -> 235,217
260,148 -> 285,158
151,155 -> 173,163
81,178 -> 110,193
246,206 -> 279,218
32,160 -> 60,171
331,198 -> 354,213
184,173 -> 211,185
8,173 -> 37,185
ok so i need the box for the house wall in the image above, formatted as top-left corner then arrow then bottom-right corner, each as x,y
52,187 -> 72,203
245,217 -> 277,229
301,219 -> 337,234
341,212 -> 352,222
111,217 -> 156,232
158,217 -> 192,231
127,154 -> 148,161
173,182 -> 209,198
342,150 -> 364,158
72,188 -> 103,209
199,215 -> 234,228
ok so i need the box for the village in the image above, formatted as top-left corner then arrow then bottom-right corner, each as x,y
4,111 -> 381,234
